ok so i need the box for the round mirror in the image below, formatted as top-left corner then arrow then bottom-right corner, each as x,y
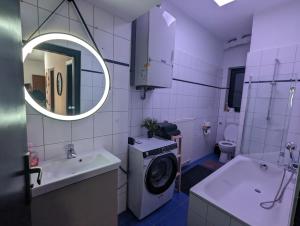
23,33 -> 110,121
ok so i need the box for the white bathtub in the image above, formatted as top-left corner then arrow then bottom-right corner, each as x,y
189,155 -> 297,226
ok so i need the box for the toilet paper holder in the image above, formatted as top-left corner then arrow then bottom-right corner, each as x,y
202,122 -> 211,135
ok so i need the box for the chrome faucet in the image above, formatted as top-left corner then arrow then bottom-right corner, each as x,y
66,144 -> 77,159
286,142 -> 297,164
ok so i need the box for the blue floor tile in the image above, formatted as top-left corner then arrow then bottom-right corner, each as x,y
118,192 -> 189,226
182,153 -> 219,174
154,204 -> 188,226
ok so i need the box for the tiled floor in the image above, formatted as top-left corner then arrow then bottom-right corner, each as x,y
119,192 -> 189,226
119,153 -> 219,226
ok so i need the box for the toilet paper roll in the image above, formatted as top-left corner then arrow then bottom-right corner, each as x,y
203,128 -> 211,136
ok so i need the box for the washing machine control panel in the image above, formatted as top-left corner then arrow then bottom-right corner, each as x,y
143,143 -> 177,158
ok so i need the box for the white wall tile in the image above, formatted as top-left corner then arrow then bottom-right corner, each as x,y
265,130 -> 284,146
38,0 -> 68,16
113,65 -> 130,89
44,142 -> 69,161
113,133 -> 128,155
294,62 -> 300,75
69,20 -> 91,43
94,112 -> 113,136
71,116 -> 93,140
207,205 -> 230,226
114,17 -> 131,40
94,135 -> 113,151
98,90 -> 113,112
69,0 -> 93,26
261,48 -> 278,65
246,51 -> 261,67
20,2 -> 38,40
72,138 -> 94,155
278,45 -> 297,63
38,9 -> 69,34
188,210 -> 206,226
130,109 -> 143,127
26,114 -> 44,146
113,112 -> 129,133
43,117 -> 71,144
189,194 -> 207,218
259,65 -> 275,81
130,90 -> 143,109
114,36 -> 130,64
113,89 -> 129,111
94,29 -> 114,59
94,6 -> 114,34
278,63 -> 294,76
296,45 -> 300,62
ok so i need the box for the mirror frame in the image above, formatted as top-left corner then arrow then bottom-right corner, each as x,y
22,33 -> 110,121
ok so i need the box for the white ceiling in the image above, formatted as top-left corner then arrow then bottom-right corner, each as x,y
168,0 -> 293,41
87,0 -> 161,22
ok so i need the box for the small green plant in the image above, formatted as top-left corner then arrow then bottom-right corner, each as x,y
141,118 -> 158,138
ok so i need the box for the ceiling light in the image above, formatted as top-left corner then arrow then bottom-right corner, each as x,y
214,0 -> 235,7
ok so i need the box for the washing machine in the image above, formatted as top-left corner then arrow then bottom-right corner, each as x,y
128,137 -> 178,220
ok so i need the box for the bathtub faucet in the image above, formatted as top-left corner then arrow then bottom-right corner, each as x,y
286,142 -> 297,164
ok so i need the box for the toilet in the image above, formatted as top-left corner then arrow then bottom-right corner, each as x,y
218,124 -> 238,163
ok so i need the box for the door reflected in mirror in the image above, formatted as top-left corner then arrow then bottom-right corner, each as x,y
23,40 -> 107,116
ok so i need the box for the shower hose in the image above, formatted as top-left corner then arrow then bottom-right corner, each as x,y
260,168 -> 294,209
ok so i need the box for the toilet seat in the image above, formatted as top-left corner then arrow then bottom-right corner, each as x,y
218,140 -> 235,148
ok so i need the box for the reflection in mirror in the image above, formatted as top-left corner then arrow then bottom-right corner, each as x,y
23,40 -> 106,116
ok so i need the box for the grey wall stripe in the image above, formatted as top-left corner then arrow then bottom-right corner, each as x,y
172,78 -> 228,90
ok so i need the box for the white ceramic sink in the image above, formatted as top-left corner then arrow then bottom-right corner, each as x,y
31,149 -> 121,197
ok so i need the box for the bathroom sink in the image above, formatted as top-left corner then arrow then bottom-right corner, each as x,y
31,149 -> 121,197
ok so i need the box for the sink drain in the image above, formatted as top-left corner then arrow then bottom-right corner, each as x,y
254,188 -> 261,193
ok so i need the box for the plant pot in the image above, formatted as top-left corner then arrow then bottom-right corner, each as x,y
147,131 -> 154,138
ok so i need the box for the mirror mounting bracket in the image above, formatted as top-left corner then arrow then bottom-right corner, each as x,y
25,0 -> 101,56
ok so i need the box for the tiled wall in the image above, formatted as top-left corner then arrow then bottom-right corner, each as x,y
128,1 -> 224,164
216,44 -> 250,143
21,0 -> 131,213
237,44 -> 300,163
188,193 -> 246,226
130,48 -> 222,164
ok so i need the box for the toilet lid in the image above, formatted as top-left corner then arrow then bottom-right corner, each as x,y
224,124 -> 238,142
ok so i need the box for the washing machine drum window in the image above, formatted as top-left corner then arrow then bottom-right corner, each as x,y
145,153 -> 178,194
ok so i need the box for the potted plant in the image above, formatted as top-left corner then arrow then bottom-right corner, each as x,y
141,118 -> 158,138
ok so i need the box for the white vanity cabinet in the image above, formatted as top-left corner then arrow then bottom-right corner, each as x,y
31,170 -> 118,226
30,150 -> 120,226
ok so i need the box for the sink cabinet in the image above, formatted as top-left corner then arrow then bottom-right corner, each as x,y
31,169 -> 118,226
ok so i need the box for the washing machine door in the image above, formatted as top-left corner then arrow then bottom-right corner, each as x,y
145,153 -> 178,194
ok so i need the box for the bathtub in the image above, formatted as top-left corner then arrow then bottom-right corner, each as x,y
243,151 -> 284,165
188,155 -> 297,226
